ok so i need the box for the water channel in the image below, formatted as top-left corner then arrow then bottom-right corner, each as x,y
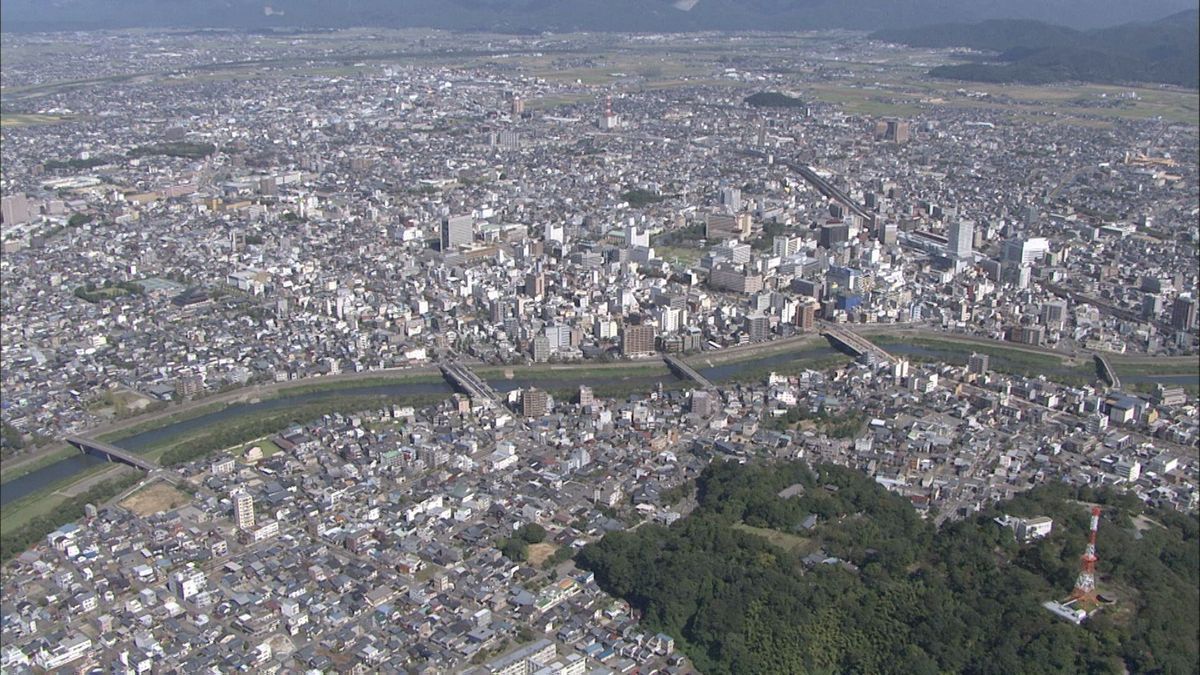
3,342 -> 1194,506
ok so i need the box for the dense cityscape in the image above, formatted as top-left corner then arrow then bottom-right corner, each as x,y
1,23 -> 1197,675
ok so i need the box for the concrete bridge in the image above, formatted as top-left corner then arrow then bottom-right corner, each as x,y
1093,354 -> 1121,389
440,362 -> 500,408
66,435 -> 158,472
662,354 -> 714,389
822,327 -> 896,364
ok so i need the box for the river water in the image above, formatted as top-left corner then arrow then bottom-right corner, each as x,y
3,342 -> 1194,505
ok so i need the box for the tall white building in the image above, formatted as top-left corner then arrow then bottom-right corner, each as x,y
948,220 -> 975,259
232,489 -> 255,530
1002,236 -> 1049,266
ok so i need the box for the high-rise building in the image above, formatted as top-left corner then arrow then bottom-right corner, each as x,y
522,388 -> 549,418
525,272 -> 545,298
578,386 -> 594,407
719,187 -> 742,212
1002,237 -> 1050,266
531,335 -> 551,363
690,390 -> 714,416
621,324 -> 656,357
511,96 -> 525,116
948,220 -> 974,259
818,223 -> 850,249
1172,295 -> 1197,332
232,489 -> 255,530
795,302 -> 817,332
967,352 -> 990,375
441,214 -> 474,251
1141,294 -> 1162,321
0,194 -> 31,225
744,314 -> 770,342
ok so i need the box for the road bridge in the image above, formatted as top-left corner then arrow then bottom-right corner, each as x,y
662,354 -> 714,389
1093,354 -> 1121,390
822,327 -> 896,364
440,362 -> 501,408
66,435 -> 158,472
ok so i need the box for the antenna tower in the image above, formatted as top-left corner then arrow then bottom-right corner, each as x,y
1069,506 -> 1101,602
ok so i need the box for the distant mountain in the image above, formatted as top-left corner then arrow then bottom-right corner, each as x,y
2,0 -> 1197,33
874,10 -> 1200,88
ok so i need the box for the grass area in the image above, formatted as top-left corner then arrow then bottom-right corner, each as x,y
869,335 -> 1098,385
655,245 -> 705,266
476,363 -> 671,381
1109,360 -> 1200,377
0,113 -> 72,127
733,523 -> 819,556
239,438 -> 282,460
267,372 -> 443,396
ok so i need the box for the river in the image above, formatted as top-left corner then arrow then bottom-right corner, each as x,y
3,342 -> 1193,506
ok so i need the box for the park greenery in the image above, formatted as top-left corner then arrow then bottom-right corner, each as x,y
126,141 -> 217,159
497,523 -> 549,562
0,472 -> 142,564
577,460 -> 1199,675
620,188 -> 670,208
744,91 -> 807,109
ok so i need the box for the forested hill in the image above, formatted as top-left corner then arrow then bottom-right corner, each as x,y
576,461 -> 1200,675
873,11 -> 1200,88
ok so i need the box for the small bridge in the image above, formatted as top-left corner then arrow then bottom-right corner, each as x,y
440,362 -> 500,408
822,327 -> 896,364
1093,354 -> 1121,389
66,435 -> 158,472
663,354 -> 714,389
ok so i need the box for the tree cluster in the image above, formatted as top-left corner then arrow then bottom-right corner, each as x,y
577,460 -> 1199,675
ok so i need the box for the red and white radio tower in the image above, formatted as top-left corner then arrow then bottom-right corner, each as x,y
605,95 -> 613,117
1069,506 -> 1102,602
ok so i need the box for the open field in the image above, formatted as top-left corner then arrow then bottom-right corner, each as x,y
119,482 -> 191,517
0,113 -> 73,127
527,543 -> 558,566
733,523 -> 819,556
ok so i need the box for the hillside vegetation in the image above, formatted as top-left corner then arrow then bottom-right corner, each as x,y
577,460 -> 1199,675
874,11 -> 1200,88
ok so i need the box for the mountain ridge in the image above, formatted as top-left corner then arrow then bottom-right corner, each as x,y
2,0 -> 1197,33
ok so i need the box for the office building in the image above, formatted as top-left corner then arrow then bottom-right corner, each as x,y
1142,294 -> 1162,321
744,313 -> 770,342
232,489 -> 255,530
704,212 -> 752,241
0,194 -> 31,225
719,186 -> 742,212
818,223 -> 849,249
1040,301 -> 1068,329
708,264 -> 764,294
1006,325 -> 1045,347
795,302 -> 817,331
967,353 -> 989,375
441,214 -> 474,251
522,388 -> 548,418
621,324 -> 656,357
948,220 -> 974,259
525,272 -> 545,298
531,335 -> 551,363
1002,237 -> 1050,266
1171,295 -> 1197,332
